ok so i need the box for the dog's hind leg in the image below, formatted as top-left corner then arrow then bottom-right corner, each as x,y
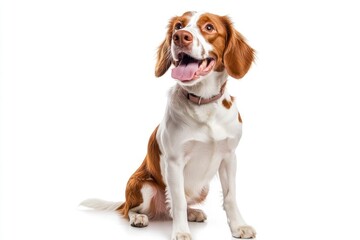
122,182 -> 169,227
127,184 -> 154,228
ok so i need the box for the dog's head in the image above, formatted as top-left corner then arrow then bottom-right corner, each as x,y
155,11 -> 255,86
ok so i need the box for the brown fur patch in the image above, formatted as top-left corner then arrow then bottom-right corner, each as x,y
238,112 -> 242,123
221,16 -> 255,79
222,98 -> 232,109
117,126 -> 166,219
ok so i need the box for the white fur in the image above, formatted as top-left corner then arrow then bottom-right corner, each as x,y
79,198 -> 122,211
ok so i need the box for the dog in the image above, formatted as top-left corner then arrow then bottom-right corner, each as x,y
81,11 -> 256,240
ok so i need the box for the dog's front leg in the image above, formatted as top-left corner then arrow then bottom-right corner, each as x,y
219,155 -> 256,239
166,157 -> 191,240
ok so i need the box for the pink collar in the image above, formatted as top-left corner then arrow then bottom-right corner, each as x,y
181,86 -> 225,105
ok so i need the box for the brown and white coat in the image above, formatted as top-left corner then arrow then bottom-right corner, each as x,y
81,11 -> 256,240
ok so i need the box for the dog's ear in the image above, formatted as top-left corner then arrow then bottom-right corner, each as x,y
222,16 -> 255,79
155,18 -> 175,77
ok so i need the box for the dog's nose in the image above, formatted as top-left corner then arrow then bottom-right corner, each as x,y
173,30 -> 193,47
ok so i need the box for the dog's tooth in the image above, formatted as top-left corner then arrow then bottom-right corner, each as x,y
199,59 -> 207,70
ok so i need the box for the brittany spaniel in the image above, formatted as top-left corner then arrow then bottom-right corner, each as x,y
81,11 -> 256,239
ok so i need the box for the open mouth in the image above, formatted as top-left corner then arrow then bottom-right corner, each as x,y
171,53 -> 215,82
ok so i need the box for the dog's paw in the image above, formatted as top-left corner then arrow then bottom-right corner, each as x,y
173,232 -> 192,240
232,225 -> 256,239
187,208 -> 207,222
129,214 -> 149,228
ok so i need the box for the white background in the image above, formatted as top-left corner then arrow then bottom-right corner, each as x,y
1,0 -> 360,239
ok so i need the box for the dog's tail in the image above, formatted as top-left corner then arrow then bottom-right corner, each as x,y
79,198 -> 123,211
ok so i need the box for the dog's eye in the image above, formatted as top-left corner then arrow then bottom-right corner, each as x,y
205,24 -> 215,32
175,22 -> 183,30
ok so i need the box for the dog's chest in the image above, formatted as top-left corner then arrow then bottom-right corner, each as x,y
181,111 -> 242,190
187,102 -> 241,141
159,94 -> 243,193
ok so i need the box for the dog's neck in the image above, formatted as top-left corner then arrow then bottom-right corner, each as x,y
180,87 -> 225,105
180,71 -> 228,100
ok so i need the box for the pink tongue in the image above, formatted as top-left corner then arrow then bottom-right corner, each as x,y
171,62 -> 199,81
